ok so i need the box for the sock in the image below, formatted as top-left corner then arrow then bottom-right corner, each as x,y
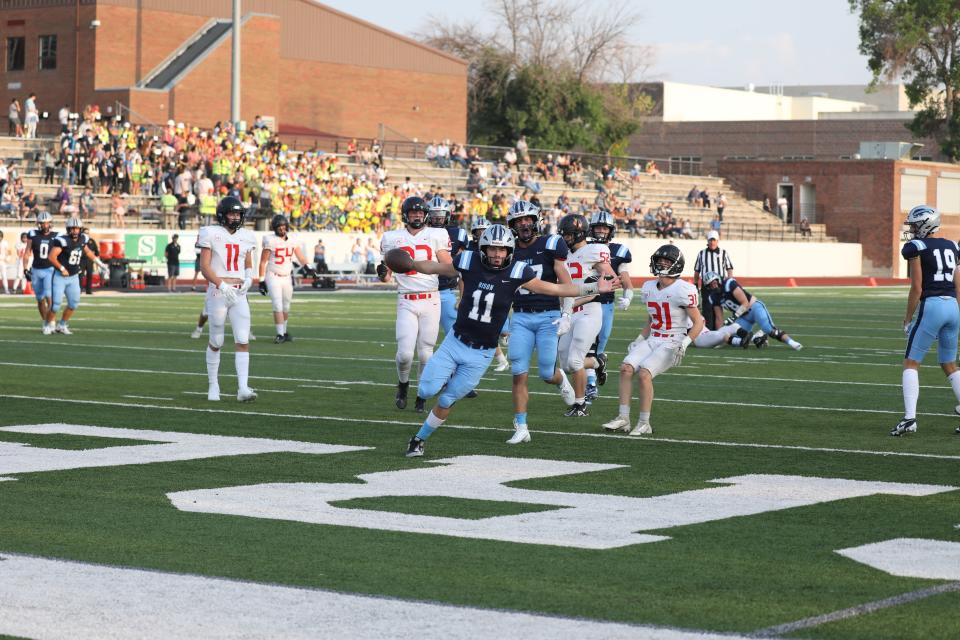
637,411 -> 651,424
282,321 -> 288,334
275,323 -> 284,336
586,370 -> 597,386
575,397 -> 585,406
196,324 -> 204,332
397,359 -> 411,383
206,347 -> 221,387
902,369 -> 919,420
514,412 -> 527,426
948,371 -> 960,403
786,337 -> 801,349
416,410 -> 445,440
235,351 -> 250,390
619,404 -> 630,420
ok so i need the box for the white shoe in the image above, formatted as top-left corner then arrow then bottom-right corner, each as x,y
190,327 -> 203,339
237,387 -> 258,402
792,342 -> 803,351
506,421 -> 531,444
628,421 -> 653,436
207,385 -> 220,402
558,374 -> 576,407
602,416 -> 631,432
249,333 -> 257,341
59,324 -> 72,335
41,324 -> 52,335
494,358 -> 510,372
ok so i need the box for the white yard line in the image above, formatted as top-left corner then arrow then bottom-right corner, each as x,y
4,393 -> 960,462
122,395 -> 172,401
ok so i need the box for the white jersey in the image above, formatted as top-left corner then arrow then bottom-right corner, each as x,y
640,278 -> 699,339
197,225 -> 257,281
566,242 -> 609,285
380,227 -> 449,294
0,239 -> 9,264
262,233 -> 299,277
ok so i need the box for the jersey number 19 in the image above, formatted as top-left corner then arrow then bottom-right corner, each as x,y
932,248 -> 956,282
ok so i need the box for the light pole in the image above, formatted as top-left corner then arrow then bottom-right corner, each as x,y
231,0 -> 241,128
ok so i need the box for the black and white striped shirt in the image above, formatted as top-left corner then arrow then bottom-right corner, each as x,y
693,247 -> 734,282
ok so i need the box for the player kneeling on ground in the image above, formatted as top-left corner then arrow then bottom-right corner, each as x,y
258,214 -> 315,344
198,196 -> 258,402
702,271 -> 802,350
389,224 -> 619,457
602,245 -> 703,436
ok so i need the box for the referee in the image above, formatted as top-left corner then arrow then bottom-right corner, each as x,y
693,230 -> 734,329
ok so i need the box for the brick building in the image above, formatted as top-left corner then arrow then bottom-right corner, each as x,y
0,0 -> 467,142
718,159 -> 960,277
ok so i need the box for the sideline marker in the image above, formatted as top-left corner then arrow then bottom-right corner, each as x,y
787,278 -> 798,287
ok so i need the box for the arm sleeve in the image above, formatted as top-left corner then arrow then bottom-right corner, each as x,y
454,250 -> 473,274
547,235 -> 569,260
723,251 -> 734,270
517,264 -> 538,286
901,242 -> 919,260
617,246 -> 632,264
693,251 -> 703,273
196,227 -> 211,249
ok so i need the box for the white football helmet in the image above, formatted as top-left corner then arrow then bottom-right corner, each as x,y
904,205 -> 940,240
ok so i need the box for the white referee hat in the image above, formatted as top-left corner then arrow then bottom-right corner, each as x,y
706,230 -> 719,241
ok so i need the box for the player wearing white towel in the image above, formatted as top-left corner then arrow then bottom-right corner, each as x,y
377,196 -> 452,412
602,244 -> 705,436
258,214 -> 315,344
557,213 -> 616,417
197,196 -> 258,403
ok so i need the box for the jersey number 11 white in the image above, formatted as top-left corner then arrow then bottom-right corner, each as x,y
468,290 -> 494,323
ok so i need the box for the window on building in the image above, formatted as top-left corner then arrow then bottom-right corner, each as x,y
6,37 -> 24,71
38,35 -> 57,70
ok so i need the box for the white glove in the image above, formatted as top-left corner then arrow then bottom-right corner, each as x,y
903,321 -> 912,335
218,281 -> 238,305
552,312 -> 572,336
238,276 -> 252,296
672,336 -> 692,367
617,289 -> 634,311
734,304 -> 748,318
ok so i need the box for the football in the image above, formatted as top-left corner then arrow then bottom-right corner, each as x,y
384,248 -> 414,273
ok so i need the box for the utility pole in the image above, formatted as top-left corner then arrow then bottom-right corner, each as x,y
231,0 -> 241,128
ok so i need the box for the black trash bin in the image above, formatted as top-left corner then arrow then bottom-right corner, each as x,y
109,260 -> 129,288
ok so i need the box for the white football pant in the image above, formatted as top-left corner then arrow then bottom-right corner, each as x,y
395,294 -> 440,383
205,285 -> 251,347
558,302 -> 602,374
265,272 -> 293,313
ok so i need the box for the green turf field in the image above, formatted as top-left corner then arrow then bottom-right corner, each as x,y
0,287 -> 957,639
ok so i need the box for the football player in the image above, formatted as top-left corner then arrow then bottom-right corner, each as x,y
467,217 -> 490,250
557,213 -> 617,417
197,196 -> 258,402
378,196 -> 452,412
47,216 -> 105,334
258,214 -> 316,343
602,245 -> 704,436
23,212 -> 58,334
398,224 -> 619,457
892,205 -> 960,436
427,196 -> 468,336
584,210 -> 634,403
702,272 -> 802,351
504,200 -> 576,444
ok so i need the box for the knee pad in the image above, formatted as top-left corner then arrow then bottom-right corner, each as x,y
416,346 -> 434,364
396,350 -> 414,366
208,326 -> 225,349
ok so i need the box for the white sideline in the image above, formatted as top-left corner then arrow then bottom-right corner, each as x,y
4,393 -> 960,462
0,553 -> 751,640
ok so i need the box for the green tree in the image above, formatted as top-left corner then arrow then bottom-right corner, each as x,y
850,0 -> 960,159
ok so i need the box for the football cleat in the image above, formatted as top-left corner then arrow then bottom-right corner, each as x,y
954,404 -> 960,416
955,425 -> 960,435
584,384 -> 598,404
395,382 -> 409,409
283,332 -> 293,343
190,327 -> 203,339
237,387 -> 258,402
595,352 -> 608,385
41,324 -> 52,335
274,334 -> 285,344
564,403 -> 589,417
602,416 -> 631,433
752,334 -> 769,349
506,421 -> 531,444
59,324 -> 73,335
558,375 -> 576,406
465,389 -> 478,399
494,358 -> 510,372
791,342 -> 803,351
405,436 -> 424,458
207,385 -> 221,402
414,396 -> 426,413
889,418 -> 917,437
249,333 -> 257,341
628,421 -> 653,436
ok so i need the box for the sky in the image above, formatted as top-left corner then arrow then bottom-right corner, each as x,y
320,0 -> 876,87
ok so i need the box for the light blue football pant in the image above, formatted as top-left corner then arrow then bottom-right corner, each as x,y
508,309 -> 560,382
904,295 -> 959,363
418,333 -> 494,408
51,273 -> 81,312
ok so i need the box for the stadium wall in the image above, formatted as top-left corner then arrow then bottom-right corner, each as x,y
1,226 -> 861,280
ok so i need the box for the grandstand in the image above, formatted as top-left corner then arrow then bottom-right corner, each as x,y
0,127 -> 831,242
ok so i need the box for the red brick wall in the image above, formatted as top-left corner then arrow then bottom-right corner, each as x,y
279,59 -> 467,142
718,159 -> 960,276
